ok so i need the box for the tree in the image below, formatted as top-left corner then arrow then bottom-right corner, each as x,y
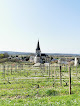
4,52 -> 9,58
0,54 -> 4,58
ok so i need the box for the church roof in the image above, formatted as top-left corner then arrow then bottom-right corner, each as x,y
41,53 -> 48,57
36,40 -> 40,50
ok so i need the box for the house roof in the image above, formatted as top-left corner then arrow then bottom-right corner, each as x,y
51,58 -> 58,61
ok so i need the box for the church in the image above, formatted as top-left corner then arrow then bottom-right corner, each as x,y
30,40 -> 50,63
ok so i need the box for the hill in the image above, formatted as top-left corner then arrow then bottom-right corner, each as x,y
0,51 -> 80,56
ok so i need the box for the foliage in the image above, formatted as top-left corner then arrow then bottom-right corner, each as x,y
0,53 -> 9,59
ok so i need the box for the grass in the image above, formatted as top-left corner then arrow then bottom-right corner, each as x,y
0,94 -> 80,106
0,62 -> 80,105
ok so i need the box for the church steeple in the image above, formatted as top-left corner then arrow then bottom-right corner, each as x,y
36,40 -> 41,57
36,40 -> 40,50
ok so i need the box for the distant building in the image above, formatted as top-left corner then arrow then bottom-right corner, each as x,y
30,40 -> 50,63
58,58 -> 74,65
51,58 -> 58,63
74,57 -> 80,66
58,58 -> 68,64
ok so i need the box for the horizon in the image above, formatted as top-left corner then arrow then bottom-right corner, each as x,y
0,0 -> 80,54
0,50 -> 80,55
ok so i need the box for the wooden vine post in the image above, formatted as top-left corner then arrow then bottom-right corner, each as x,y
3,65 -> 5,78
54,65 -> 55,85
76,66 -> 78,76
69,66 -> 71,95
11,65 -> 12,75
47,65 -> 48,75
51,64 -> 52,78
49,63 -> 50,77
60,65 -> 62,86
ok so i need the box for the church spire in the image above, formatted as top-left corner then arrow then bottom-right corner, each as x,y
36,40 -> 40,50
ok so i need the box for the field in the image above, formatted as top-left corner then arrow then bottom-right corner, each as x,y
0,62 -> 80,106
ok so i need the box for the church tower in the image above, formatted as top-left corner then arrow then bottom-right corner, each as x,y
34,40 -> 42,63
36,40 -> 41,57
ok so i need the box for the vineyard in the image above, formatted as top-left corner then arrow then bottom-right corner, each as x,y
0,62 -> 80,106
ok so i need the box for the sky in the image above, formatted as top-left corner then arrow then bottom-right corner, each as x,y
0,0 -> 80,54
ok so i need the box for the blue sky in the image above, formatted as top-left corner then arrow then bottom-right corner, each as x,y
0,0 -> 80,54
